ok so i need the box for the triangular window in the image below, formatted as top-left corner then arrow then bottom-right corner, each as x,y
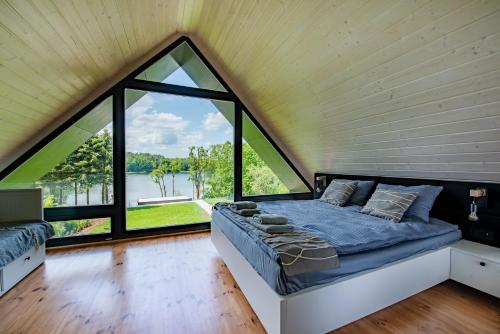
136,41 -> 227,92
242,111 -> 309,195
0,37 -> 311,246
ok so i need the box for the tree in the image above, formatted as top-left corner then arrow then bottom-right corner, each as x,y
41,162 -> 72,205
73,141 -> 95,205
43,194 -> 57,208
242,143 -> 288,195
150,168 -> 166,197
247,164 -> 288,195
149,162 -> 169,197
188,146 -> 209,199
60,149 -> 83,205
159,163 -> 169,196
205,141 -> 233,198
41,130 -> 114,206
93,130 -> 113,204
170,159 -> 181,196
126,152 -> 189,173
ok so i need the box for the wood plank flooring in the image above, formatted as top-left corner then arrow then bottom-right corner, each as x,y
0,232 -> 498,334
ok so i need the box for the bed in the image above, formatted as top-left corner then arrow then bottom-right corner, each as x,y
0,189 -> 54,297
213,200 -> 460,296
211,176 -> 463,334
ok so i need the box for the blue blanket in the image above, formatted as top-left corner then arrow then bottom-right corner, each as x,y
212,199 -> 461,295
0,221 -> 55,267
257,200 -> 458,255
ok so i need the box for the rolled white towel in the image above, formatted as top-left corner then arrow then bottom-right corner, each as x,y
247,218 -> 294,234
230,208 -> 261,217
253,213 -> 288,225
229,201 -> 257,210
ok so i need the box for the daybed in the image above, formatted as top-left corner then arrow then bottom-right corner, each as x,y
0,189 -> 54,297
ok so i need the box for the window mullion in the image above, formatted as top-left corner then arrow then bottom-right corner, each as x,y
113,88 -> 126,238
234,101 -> 243,201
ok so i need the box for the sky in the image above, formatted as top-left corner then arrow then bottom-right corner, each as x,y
125,68 -> 233,158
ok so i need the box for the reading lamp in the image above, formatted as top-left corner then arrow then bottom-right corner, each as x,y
316,176 -> 327,193
468,188 -> 487,222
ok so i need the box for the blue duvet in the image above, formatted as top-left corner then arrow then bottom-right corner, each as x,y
212,200 -> 461,294
257,200 -> 458,255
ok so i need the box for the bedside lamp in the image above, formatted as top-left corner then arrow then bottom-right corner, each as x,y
468,188 -> 487,222
316,176 -> 327,193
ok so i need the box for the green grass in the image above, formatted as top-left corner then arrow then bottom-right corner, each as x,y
203,197 -> 232,206
88,202 -> 210,233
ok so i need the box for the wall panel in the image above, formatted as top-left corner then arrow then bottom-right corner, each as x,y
1,0 -> 499,183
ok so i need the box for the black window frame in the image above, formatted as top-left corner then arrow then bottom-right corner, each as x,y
0,36 -> 312,247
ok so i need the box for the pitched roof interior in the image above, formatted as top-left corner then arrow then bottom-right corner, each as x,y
1,0 -> 500,183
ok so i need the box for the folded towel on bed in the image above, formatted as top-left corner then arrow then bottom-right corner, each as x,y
230,208 -> 261,217
253,213 -> 288,225
247,217 -> 294,233
229,201 -> 257,210
214,203 -> 340,276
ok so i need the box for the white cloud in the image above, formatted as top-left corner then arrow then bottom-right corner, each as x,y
203,112 -> 229,131
180,131 -> 204,146
128,93 -> 154,115
125,95 -> 198,157
131,112 -> 189,131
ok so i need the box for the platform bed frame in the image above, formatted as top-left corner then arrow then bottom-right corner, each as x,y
212,224 -> 450,334
212,173 -> 499,333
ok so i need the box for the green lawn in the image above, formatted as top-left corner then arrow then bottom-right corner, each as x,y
203,197 -> 232,205
88,202 -> 210,233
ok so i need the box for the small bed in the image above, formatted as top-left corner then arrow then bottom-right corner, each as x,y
211,174 -> 464,334
0,189 -> 54,297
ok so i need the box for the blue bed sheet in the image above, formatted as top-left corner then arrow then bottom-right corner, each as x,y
212,200 -> 461,295
0,221 -> 55,267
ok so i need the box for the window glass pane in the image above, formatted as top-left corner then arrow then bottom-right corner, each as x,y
49,218 -> 111,238
135,41 -> 227,92
242,112 -> 309,196
0,97 -> 114,207
125,89 -> 234,230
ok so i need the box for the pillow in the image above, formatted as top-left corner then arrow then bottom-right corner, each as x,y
376,184 -> 443,223
320,180 -> 358,206
361,189 -> 418,223
336,179 -> 375,205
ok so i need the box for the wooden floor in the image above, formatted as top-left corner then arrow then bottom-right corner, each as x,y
0,232 -> 498,334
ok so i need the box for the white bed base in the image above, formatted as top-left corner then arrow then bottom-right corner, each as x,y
211,224 -> 451,334
0,188 -> 46,297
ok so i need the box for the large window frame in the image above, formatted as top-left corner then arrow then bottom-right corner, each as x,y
0,36 -> 312,247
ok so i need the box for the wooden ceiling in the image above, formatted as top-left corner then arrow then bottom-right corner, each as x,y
1,0 -> 500,183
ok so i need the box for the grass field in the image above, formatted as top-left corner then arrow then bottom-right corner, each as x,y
87,202 -> 210,234
203,197 -> 232,206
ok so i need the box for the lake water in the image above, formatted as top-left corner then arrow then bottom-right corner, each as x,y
58,172 -> 195,207
125,172 -> 195,207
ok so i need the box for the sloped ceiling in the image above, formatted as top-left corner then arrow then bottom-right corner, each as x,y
1,0 -> 500,183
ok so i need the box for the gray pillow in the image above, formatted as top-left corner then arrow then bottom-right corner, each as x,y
320,180 -> 358,206
336,179 -> 375,205
361,189 -> 418,223
377,184 -> 443,223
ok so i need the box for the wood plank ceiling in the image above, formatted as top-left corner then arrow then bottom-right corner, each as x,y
1,0 -> 500,183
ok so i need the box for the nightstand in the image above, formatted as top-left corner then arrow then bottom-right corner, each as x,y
458,220 -> 499,248
450,240 -> 500,298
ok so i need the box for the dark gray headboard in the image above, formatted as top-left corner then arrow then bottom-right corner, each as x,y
314,173 -> 500,247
